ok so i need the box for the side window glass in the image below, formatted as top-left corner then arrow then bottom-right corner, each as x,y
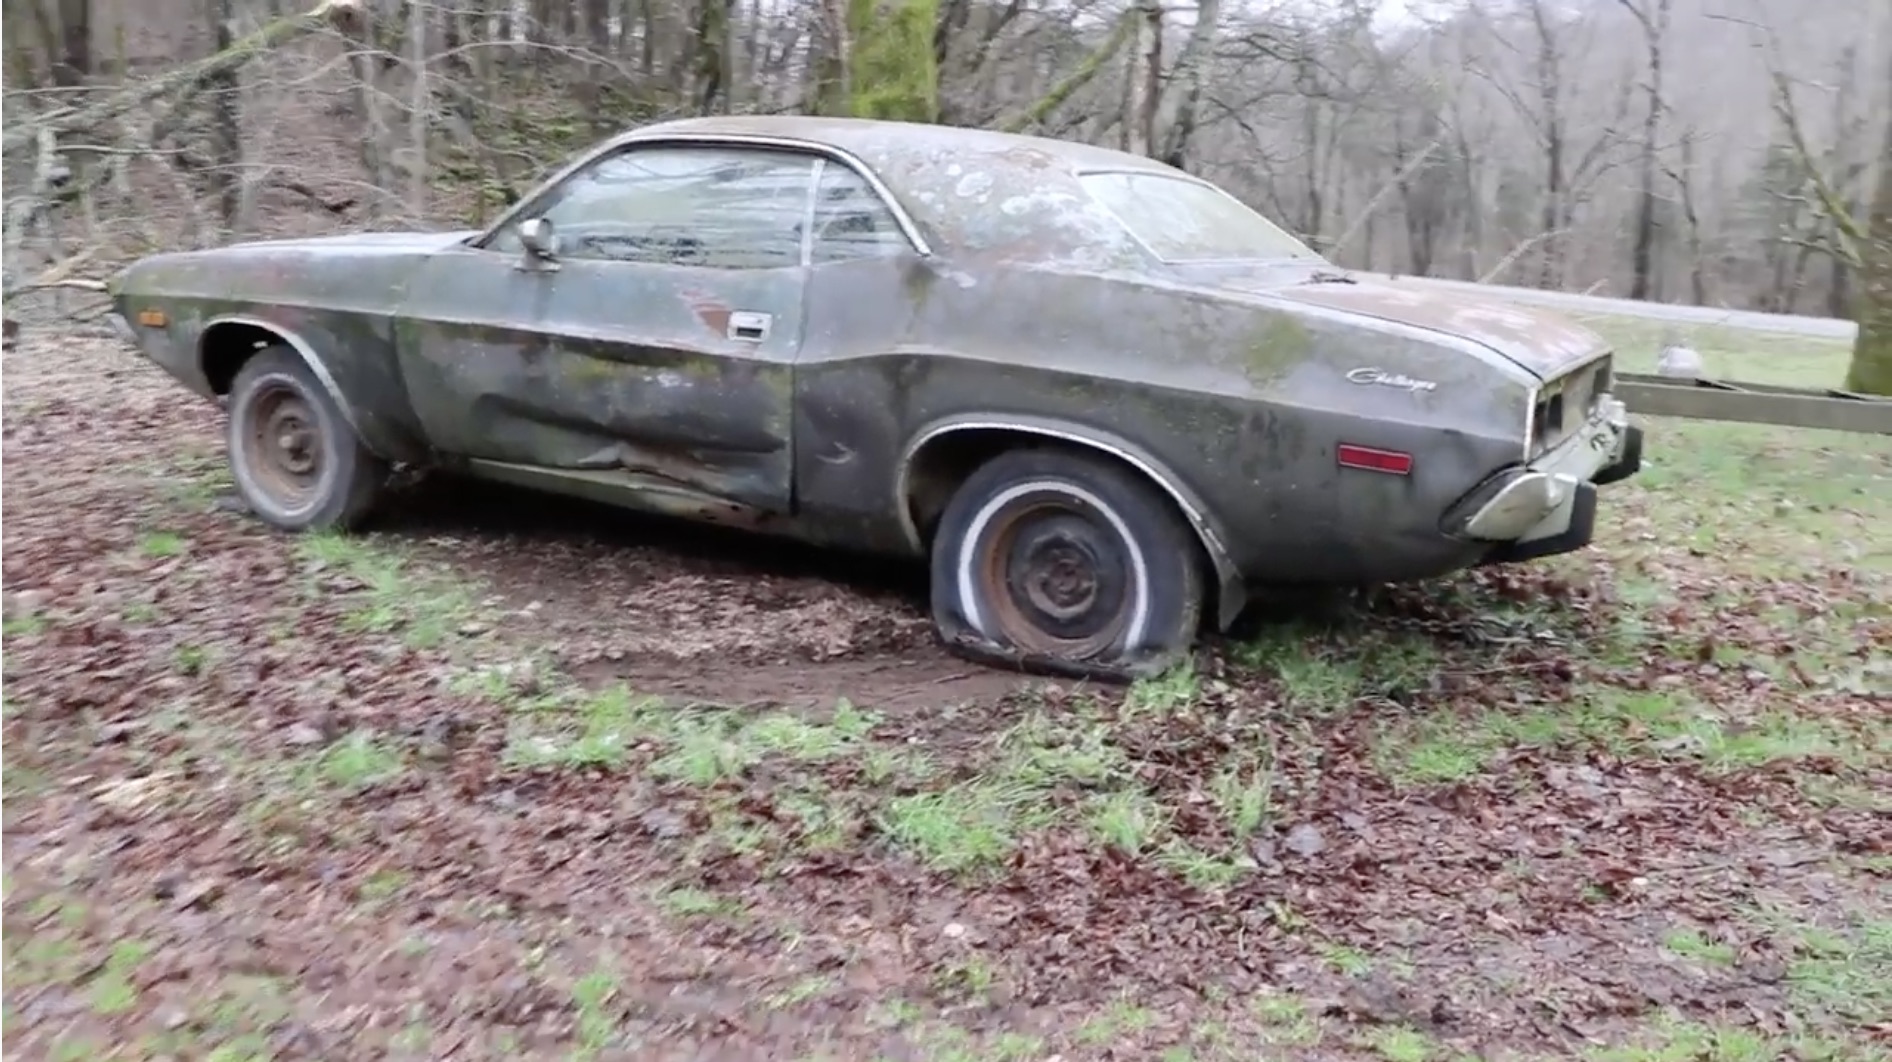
490,146 -> 815,269
810,163 -> 909,264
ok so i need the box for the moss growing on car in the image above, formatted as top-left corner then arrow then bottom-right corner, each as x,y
1243,315 -> 1314,385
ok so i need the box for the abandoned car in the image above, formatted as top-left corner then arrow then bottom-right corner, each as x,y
108,114 -> 1641,678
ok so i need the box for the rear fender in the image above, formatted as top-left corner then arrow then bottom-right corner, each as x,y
898,413 -> 1247,631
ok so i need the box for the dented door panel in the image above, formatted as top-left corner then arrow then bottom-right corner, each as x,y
395,248 -> 804,512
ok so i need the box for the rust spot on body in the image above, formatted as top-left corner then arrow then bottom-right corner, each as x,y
680,288 -> 732,336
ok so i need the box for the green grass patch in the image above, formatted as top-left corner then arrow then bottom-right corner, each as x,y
505,688 -> 880,782
1209,758 -> 1275,839
1075,998 -> 1157,1045
1779,916 -> 1891,1026
569,966 -> 621,1060
996,712 -> 1130,788
1250,992 -> 1322,1046
1376,688 -> 1871,787
1240,624 -> 1365,712
877,779 -> 1049,874
1585,1013 -> 1875,1062
138,530 -> 188,557
505,684 -> 654,770
765,974 -> 835,1010
306,729 -> 405,793
295,533 -> 477,650
1360,1025 -> 1436,1062
1084,788 -> 1170,856
1123,661 -> 1201,716
1156,839 -> 1250,891
1570,316 -> 1892,577
652,884 -> 744,920
1661,927 -> 1737,966
149,451 -> 233,511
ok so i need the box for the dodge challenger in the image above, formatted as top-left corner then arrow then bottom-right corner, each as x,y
108,114 -> 1642,679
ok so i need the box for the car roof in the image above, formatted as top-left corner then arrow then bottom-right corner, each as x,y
621,115 -> 1176,178
613,116 -> 1192,268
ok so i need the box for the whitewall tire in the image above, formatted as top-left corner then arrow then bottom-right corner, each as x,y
928,447 -> 1203,678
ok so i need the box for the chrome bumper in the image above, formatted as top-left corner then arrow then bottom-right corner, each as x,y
1461,395 -> 1632,544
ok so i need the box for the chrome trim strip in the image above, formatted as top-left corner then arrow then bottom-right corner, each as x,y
1523,384 -> 1539,462
801,158 -> 824,269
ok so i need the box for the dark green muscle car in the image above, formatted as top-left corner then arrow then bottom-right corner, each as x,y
108,114 -> 1641,679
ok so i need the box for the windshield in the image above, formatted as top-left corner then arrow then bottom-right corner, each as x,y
1079,171 -> 1323,264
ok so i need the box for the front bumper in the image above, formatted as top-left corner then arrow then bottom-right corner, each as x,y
107,306 -> 219,402
106,310 -> 138,346
1446,394 -> 1636,548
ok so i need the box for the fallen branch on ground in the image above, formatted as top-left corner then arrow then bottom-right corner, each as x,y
3,249 -> 114,306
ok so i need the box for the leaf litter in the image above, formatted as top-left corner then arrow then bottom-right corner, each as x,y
3,328 -> 1887,1060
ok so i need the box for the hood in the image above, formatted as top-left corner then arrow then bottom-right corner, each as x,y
1211,271 -> 1609,382
216,230 -> 481,256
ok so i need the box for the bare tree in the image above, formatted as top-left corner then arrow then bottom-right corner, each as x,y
1615,0 -> 1673,301
1,0 -> 1885,359
1844,59 -> 1892,394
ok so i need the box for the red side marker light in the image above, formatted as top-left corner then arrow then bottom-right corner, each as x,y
1337,444 -> 1414,475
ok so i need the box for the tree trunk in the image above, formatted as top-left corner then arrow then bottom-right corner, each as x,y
839,0 -> 939,122
54,0 -> 89,86
406,0 -> 430,216
1152,0 -> 1220,169
208,0 -> 242,230
1119,0 -> 1161,156
1844,109 -> 1892,395
2,0 -> 45,87
1625,0 -> 1671,302
690,0 -> 732,114
1669,131 -> 1709,305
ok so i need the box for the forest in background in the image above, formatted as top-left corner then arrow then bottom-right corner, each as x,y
3,0 -> 1889,389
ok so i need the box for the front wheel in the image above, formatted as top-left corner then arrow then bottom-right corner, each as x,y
226,345 -> 386,532
928,448 -> 1203,680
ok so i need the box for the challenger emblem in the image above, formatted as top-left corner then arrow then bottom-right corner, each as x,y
1346,367 -> 1438,393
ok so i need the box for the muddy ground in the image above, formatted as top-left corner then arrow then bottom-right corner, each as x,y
2,318 -> 1886,1061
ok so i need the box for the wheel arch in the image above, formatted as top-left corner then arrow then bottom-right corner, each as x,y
896,415 -> 1247,630
199,314 -> 419,464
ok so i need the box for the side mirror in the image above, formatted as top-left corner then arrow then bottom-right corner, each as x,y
518,217 -> 559,265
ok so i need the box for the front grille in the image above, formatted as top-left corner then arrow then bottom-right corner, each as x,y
1530,354 -> 1612,457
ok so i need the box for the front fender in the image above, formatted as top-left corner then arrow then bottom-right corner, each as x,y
898,412 -> 1248,630
197,313 -> 432,466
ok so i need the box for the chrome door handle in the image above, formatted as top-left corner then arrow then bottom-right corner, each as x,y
728,311 -> 771,342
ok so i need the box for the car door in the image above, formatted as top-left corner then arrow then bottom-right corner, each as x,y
395,142 -> 818,513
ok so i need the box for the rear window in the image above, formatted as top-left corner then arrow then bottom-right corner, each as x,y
1079,171 -> 1322,264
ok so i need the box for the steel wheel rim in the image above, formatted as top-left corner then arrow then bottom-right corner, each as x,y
976,497 -> 1132,658
243,382 -> 324,513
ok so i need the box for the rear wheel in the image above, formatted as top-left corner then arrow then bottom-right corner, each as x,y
928,447 -> 1203,679
226,345 -> 385,531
